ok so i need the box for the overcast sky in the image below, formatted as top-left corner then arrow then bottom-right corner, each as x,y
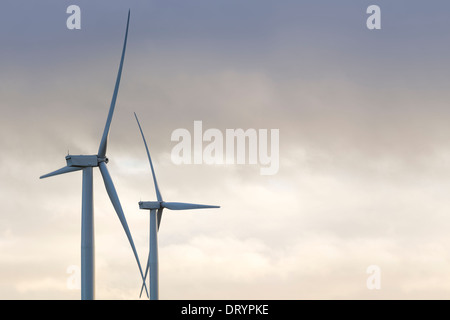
2,0 -> 450,299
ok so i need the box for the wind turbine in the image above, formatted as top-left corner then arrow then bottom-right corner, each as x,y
134,113 -> 220,300
40,11 -> 148,300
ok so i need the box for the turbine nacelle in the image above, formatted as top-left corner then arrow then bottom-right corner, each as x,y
139,201 -> 161,210
65,155 -> 108,167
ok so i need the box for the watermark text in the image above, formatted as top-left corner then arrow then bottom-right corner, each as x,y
171,121 -> 279,175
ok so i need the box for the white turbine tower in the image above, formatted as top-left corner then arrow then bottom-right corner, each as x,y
134,113 -> 220,300
40,11 -> 147,300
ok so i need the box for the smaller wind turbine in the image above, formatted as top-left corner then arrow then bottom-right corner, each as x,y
134,113 -> 220,300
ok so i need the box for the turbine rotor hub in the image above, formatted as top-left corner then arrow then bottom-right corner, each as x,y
98,156 -> 109,164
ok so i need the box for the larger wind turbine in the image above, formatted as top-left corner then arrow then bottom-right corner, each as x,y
134,113 -> 220,300
40,11 -> 147,300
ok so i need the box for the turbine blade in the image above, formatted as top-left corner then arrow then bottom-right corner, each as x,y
139,257 -> 150,298
139,235 -> 151,298
98,161 -> 149,297
98,10 -> 131,158
134,112 -> 163,201
157,208 -> 163,231
40,166 -> 82,179
163,202 -> 220,210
